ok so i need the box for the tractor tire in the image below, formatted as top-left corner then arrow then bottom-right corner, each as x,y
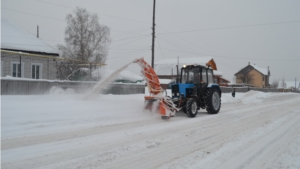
205,88 -> 221,114
186,98 -> 198,118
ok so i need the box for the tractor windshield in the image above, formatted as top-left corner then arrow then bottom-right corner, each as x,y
181,67 -> 200,84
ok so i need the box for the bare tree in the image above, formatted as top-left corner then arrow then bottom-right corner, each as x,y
271,79 -> 279,88
236,73 -> 254,85
57,7 -> 111,80
281,77 -> 286,88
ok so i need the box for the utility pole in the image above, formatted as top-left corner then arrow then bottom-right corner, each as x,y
151,0 -> 156,68
37,25 -> 39,38
19,55 -> 22,78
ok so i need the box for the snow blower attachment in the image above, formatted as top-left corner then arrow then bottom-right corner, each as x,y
134,58 -> 180,119
134,57 -> 222,119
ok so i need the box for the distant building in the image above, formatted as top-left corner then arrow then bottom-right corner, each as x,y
1,19 -> 59,80
234,62 -> 270,88
154,57 -> 230,86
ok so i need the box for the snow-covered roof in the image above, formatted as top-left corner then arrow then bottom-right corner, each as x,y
251,64 -> 269,76
213,70 -> 222,76
1,19 -> 59,54
155,57 -> 220,76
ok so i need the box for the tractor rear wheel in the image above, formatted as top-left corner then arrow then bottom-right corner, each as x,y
205,88 -> 221,114
186,98 -> 198,118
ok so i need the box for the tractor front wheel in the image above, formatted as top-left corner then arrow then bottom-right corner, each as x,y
186,98 -> 198,118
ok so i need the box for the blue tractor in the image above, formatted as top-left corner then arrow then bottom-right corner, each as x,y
170,64 -> 222,117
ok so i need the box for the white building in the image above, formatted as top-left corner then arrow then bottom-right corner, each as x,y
1,19 -> 59,80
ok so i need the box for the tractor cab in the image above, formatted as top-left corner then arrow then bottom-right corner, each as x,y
181,64 -> 209,98
171,64 -> 221,117
181,64 -> 215,85
172,64 -> 215,99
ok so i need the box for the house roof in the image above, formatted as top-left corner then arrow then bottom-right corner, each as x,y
235,64 -> 269,76
154,57 -> 218,76
1,19 -> 59,55
219,77 -> 231,83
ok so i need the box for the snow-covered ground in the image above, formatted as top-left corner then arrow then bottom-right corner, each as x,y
1,89 -> 300,169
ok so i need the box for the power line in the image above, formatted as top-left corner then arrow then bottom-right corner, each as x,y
110,47 -> 150,51
35,0 -> 150,24
1,27 -> 150,44
2,7 -> 65,22
157,20 -> 300,35
112,36 -> 151,48
157,47 -> 298,61
36,0 -> 73,9
156,39 -> 166,61
107,49 -> 149,60
111,27 -> 150,34
157,26 -> 218,56
157,36 -> 207,56
111,28 -> 150,41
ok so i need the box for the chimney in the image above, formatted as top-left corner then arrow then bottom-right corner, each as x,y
248,62 -> 250,65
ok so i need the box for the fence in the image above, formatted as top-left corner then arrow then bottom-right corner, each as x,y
1,79 -> 145,95
220,87 -> 296,93
1,79 -> 297,95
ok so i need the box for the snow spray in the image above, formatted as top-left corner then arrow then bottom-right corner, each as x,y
84,61 -> 134,99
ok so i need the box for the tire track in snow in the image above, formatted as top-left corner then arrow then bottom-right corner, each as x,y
105,101 -> 299,169
1,119 -> 166,150
220,111 -> 300,169
33,95 -> 300,169
1,94 -> 299,169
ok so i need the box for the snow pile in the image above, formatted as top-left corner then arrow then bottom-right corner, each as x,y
49,86 -> 76,95
222,90 -> 270,104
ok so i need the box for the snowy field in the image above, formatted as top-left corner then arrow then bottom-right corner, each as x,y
1,89 -> 300,169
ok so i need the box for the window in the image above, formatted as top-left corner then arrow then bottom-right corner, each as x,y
262,76 -> 264,81
11,62 -> 24,77
207,69 -> 213,84
201,69 -> 207,83
32,64 -> 42,79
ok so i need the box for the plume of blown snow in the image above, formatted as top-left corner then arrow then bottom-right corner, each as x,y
84,61 -> 134,99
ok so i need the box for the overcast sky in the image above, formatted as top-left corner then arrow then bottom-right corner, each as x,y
1,0 -> 299,82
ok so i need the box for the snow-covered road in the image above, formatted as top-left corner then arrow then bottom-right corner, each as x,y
1,91 -> 300,169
